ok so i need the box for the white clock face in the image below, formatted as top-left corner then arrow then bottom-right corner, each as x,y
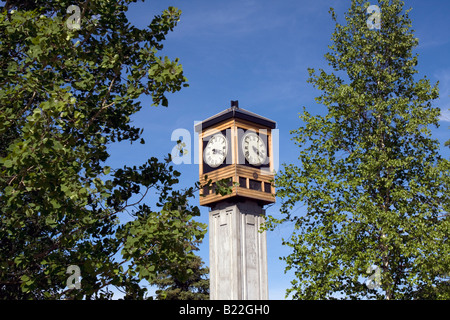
204,133 -> 228,168
242,132 -> 267,166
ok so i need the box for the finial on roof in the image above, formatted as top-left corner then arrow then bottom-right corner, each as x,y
231,100 -> 239,110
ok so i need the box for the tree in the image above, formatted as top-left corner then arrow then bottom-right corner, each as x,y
152,255 -> 209,300
0,0 -> 211,299
269,0 -> 450,300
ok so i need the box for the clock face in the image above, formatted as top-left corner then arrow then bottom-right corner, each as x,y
241,132 -> 267,166
203,133 -> 228,168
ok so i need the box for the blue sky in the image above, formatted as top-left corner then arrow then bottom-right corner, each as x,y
102,0 -> 450,299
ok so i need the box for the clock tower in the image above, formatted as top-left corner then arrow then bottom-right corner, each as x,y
195,101 -> 276,300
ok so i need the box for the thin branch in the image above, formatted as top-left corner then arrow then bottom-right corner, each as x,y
87,75 -> 117,126
25,90 -> 36,110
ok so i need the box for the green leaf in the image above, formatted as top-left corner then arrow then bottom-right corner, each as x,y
103,166 -> 111,175
3,159 -> 13,168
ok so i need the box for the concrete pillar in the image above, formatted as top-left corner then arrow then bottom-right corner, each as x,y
209,200 -> 268,300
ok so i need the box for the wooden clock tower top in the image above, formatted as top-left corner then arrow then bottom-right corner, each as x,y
194,100 -> 276,133
196,101 -> 276,207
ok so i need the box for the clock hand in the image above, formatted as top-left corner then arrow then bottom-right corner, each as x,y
252,146 -> 260,156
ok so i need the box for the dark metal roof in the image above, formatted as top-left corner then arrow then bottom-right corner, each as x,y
194,102 -> 277,132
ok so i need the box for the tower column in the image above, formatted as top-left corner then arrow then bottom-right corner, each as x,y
209,200 -> 268,300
